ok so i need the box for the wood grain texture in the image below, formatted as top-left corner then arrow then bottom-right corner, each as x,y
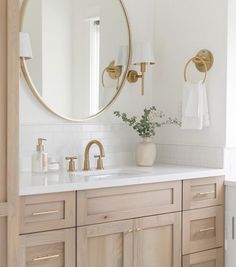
0,0 -> 19,266
0,0 -> 7,204
20,192 -> 76,234
19,228 -> 76,267
134,213 -> 181,267
183,206 -> 224,255
183,176 -> 224,210
77,181 -> 182,226
0,1 -> 7,265
182,248 -> 224,267
77,220 -> 134,267
7,0 -> 20,266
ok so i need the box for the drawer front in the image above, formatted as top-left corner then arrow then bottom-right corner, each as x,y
77,181 -> 182,226
20,192 -> 76,234
183,177 -> 224,210
183,206 -> 224,255
19,228 -> 76,267
182,248 -> 224,267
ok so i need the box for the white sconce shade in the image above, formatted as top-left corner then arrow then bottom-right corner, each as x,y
132,42 -> 155,65
116,45 -> 129,66
20,32 -> 33,59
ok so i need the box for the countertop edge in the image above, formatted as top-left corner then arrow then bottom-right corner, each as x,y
19,166 -> 226,196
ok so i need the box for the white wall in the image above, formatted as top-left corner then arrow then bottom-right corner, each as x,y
226,0 -> 236,148
152,0 -> 227,148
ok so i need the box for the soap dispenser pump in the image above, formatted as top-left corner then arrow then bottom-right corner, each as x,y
32,138 -> 48,173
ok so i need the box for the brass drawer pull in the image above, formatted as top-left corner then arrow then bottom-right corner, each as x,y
33,254 -> 60,262
197,191 -> 215,196
199,227 -> 215,233
126,229 -> 133,233
32,210 -> 59,216
136,228 -> 142,232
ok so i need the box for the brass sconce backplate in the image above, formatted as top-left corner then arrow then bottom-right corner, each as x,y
127,70 -> 139,83
106,61 -> 122,80
194,49 -> 214,72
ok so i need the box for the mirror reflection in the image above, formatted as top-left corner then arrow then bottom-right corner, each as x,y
21,0 -> 130,120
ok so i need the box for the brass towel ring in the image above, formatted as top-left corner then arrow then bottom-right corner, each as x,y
184,56 -> 208,84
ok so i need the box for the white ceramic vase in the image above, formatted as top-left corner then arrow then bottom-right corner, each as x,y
135,138 -> 157,167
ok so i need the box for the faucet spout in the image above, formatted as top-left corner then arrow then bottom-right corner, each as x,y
83,140 -> 105,171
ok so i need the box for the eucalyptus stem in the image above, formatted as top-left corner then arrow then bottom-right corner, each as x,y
114,106 -> 181,138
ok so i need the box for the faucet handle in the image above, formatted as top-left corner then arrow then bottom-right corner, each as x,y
65,156 -> 78,172
94,155 -> 104,170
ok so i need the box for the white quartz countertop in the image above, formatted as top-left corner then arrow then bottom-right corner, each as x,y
19,164 -> 225,196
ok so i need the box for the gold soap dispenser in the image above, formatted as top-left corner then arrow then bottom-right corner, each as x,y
32,138 -> 48,173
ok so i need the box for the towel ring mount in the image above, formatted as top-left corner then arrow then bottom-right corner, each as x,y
184,49 -> 214,83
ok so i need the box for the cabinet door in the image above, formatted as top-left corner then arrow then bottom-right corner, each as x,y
77,220 -> 134,267
19,228 -> 76,267
183,248 -> 224,267
134,213 -> 181,267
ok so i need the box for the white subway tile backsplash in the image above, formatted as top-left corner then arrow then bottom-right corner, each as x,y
20,123 -> 225,172
156,144 -> 224,168
20,123 -> 139,172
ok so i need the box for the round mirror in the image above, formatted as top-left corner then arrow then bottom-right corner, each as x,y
20,0 -> 131,121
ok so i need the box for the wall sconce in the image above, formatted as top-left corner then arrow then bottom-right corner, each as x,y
19,32 -> 33,59
102,46 -> 128,90
127,42 -> 155,96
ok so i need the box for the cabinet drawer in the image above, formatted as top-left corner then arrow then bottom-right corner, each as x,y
182,248 -> 224,267
77,181 -> 182,226
183,206 -> 224,255
19,228 -> 76,267
20,192 -> 76,234
183,177 -> 224,210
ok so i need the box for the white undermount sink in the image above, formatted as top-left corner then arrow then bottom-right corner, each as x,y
71,168 -> 150,181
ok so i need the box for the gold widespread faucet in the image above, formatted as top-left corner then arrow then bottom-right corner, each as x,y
83,140 -> 105,171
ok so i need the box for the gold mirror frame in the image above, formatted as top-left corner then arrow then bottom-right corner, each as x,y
20,0 -> 132,122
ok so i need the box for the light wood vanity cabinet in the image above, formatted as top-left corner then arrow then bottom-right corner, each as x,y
182,177 -> 224,267
183,176 -> 224,210
20,192 -> 76,234
77,212 -> 181,267
77,181 -> 182,225
19,176 -> 224,267
183,206 -> 224,254
19,228 -> 76,267
182,248 -> 224,267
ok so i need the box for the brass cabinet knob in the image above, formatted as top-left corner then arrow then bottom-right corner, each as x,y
65,156 -> 78,172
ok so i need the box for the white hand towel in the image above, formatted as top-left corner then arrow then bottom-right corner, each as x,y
181,81 -> 210,130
